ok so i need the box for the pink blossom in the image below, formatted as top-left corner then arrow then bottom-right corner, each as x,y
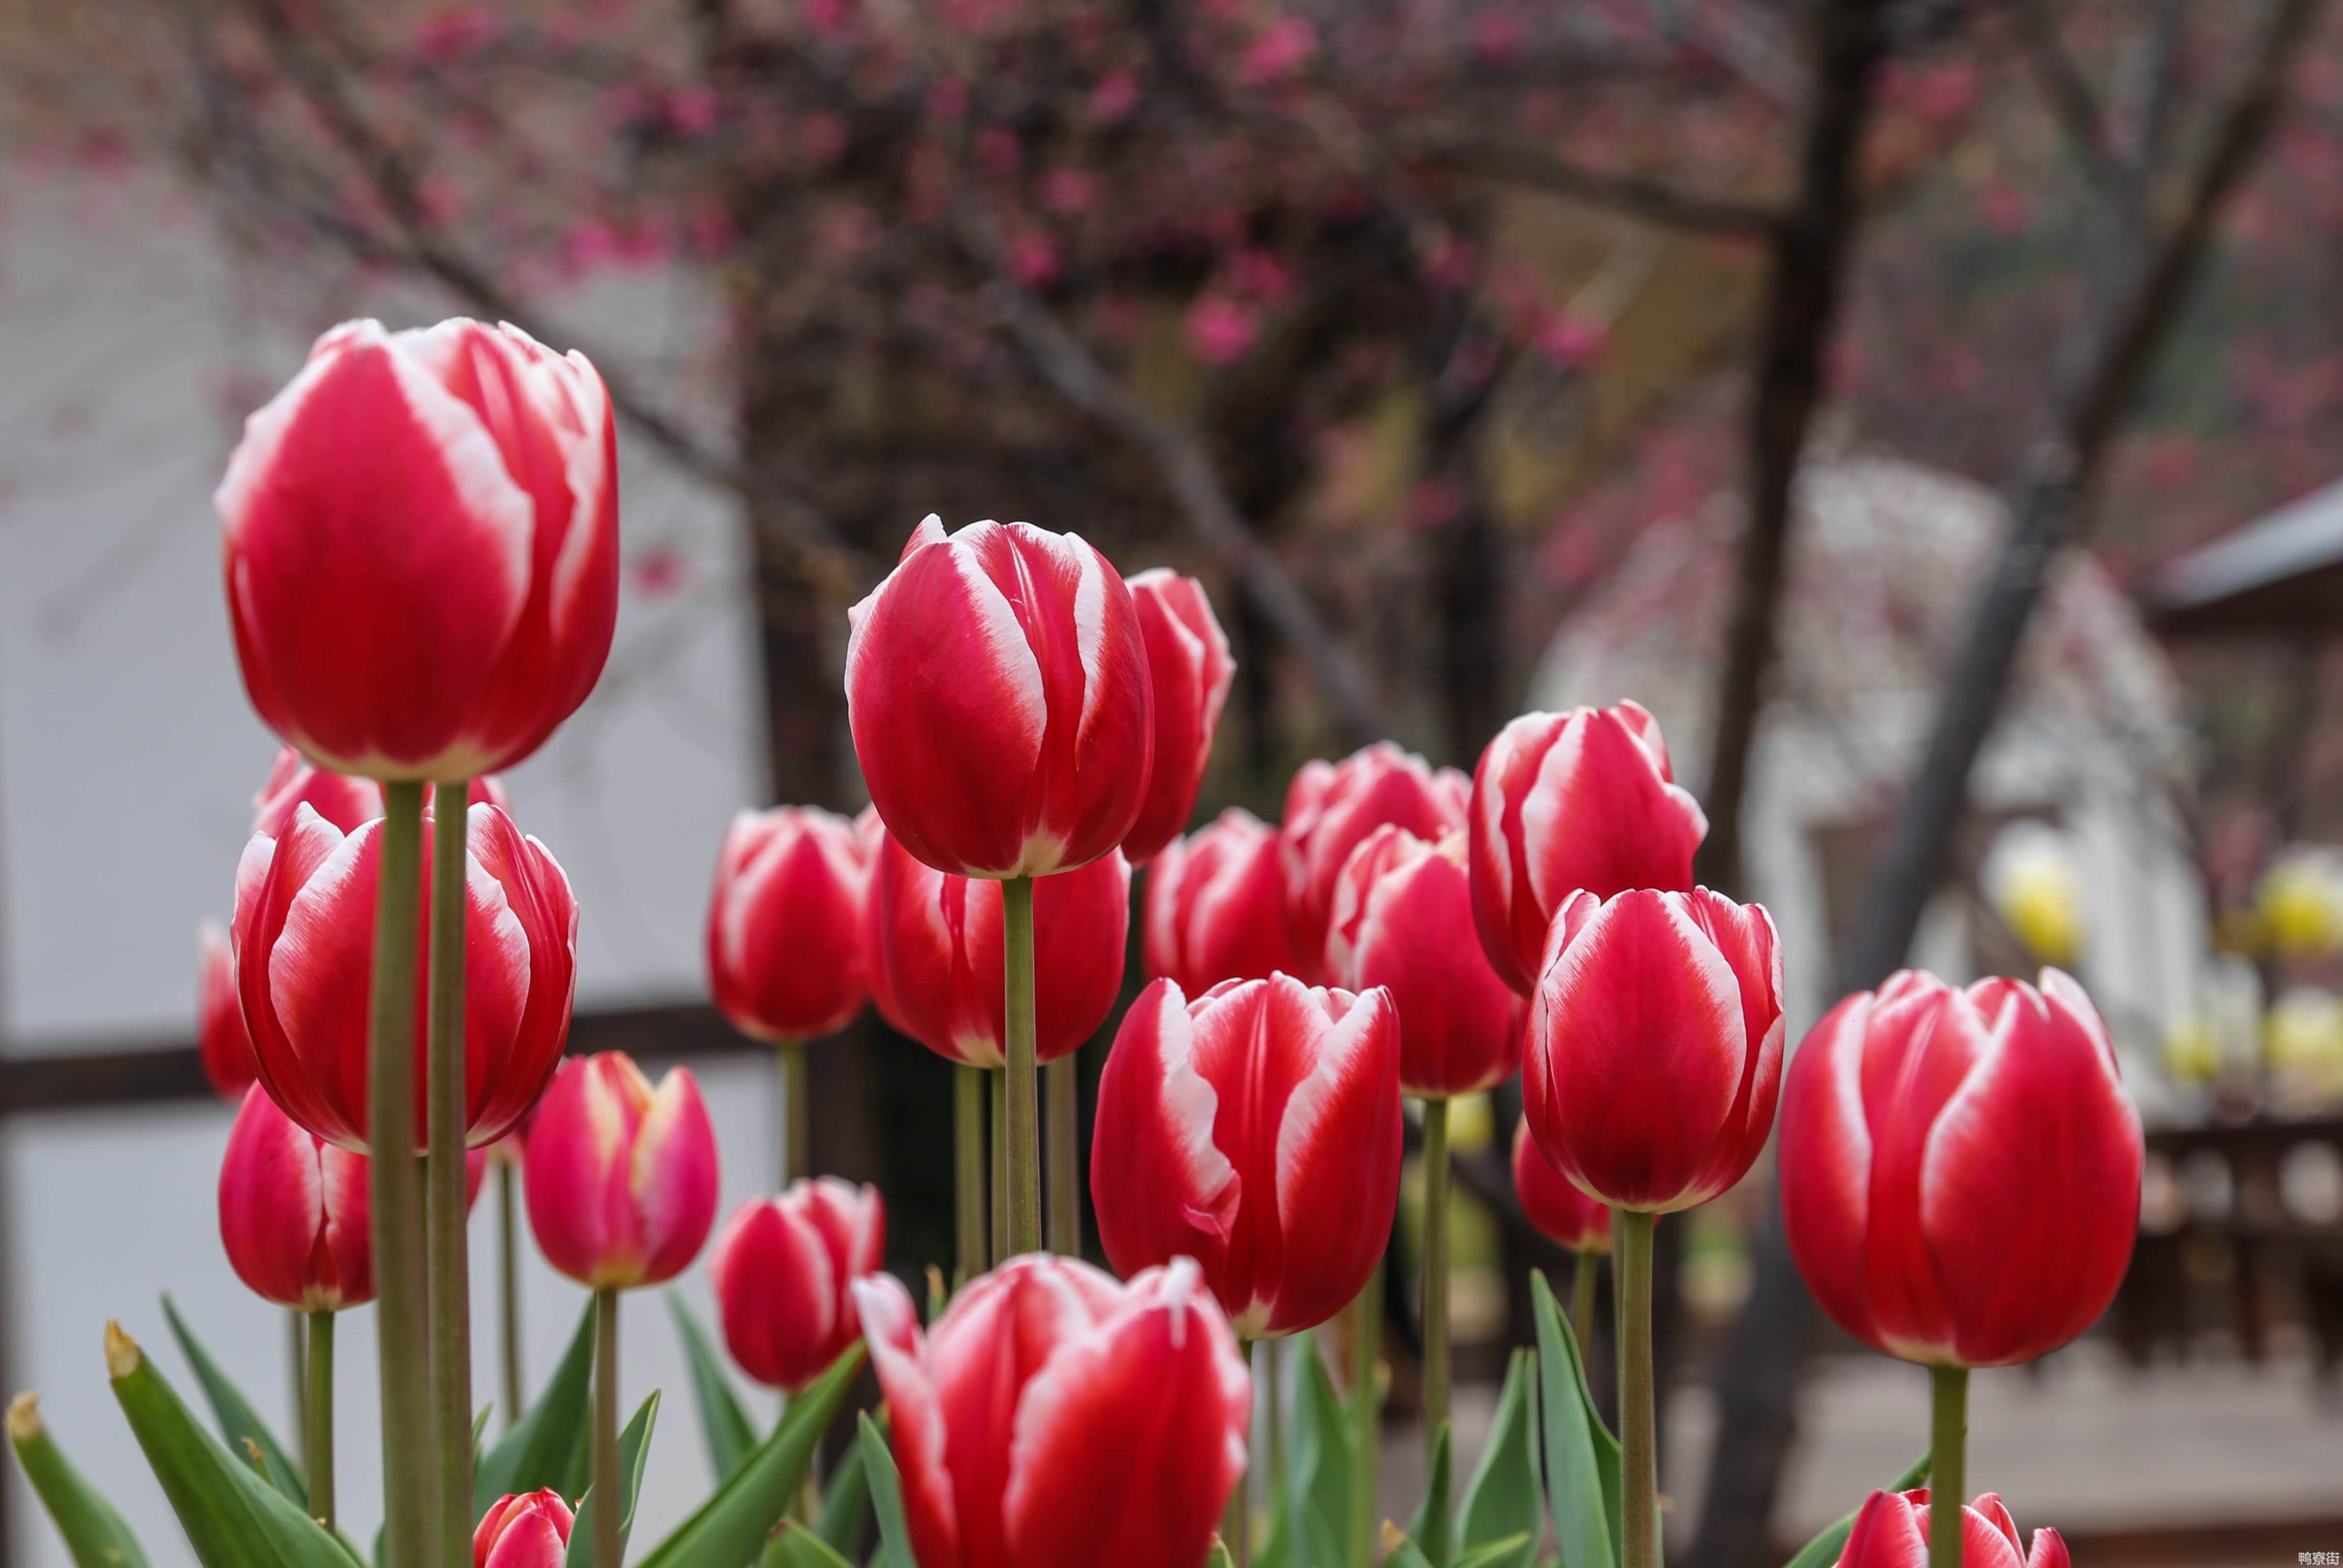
1240,17 -> 1318,84
1186,296 -> 1259,365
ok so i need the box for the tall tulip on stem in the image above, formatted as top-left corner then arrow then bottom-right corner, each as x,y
846,517 -> 1156,1256
1522,889 -> 1784,1568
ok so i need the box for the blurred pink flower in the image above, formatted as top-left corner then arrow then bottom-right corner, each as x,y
1090,70 -> 1141,123
1186,296 -> 1259,365
1241,17 -> 1317,83
1044,167 -> 1098,215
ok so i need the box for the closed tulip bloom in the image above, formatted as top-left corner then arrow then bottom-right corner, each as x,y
1325,825 -> 1522,1098
1522,887 -> 1784,1214
1144,809 -> 1304,994
197,919 -> 259,1099
1091,975 -> 1401,1336
1281,743 -> 1469,978
1468,704 -> 1707,994
474,1490 -> 574,1568
217,317 -> 619,780
524,1053 -> 720,1290
219,1085 -> 374,1310
865,825 -> 1129,1067
1779,969 -> 2143,1369
1835,1490 -> 2069,1568
1121,569 -> 1234,864
249,745 -> 382,837
232,801 -> 577,1152
707,806 -> 870,1043
846,516 -> 1154,880
855,1254 -> 1249,1568
1512,1119 -> 1610,1254
708,1179 -> 886,1393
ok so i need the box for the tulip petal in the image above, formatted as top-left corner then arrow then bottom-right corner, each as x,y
1091,980 -> 1240,1295
1265,982 -> 1402,1335
1777,990 -> 1886,1351
855,1277 -> 965,1568
1839,1490 -> 1929,1568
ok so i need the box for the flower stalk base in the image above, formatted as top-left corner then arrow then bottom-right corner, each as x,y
1002,875 -> 1040,1255
1931,1363 -> 1969,1568
368,780 -> 432,1568
426,778 -> 474,1567
1617,1207 -> 1658,1568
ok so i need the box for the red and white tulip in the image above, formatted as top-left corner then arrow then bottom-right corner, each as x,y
1121,569 -> 1234,864
474,1490 -> 574,1568
1511,1119 -> 1610,1255
1834,1490 -> 2069,1568
1281,743 -> 1468,980
706,806 -> 871,1044
196,918 -> 259,1100
523,1053 -> 720,1291
1143,808 -> 1304,995
708,1178 -> 886,1393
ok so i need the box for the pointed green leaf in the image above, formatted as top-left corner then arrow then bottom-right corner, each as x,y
1208,1543 -> 1238,1568
8,1392 -> 153,1567
1402,1422 -> 1454,1567
1292,1337 -> 1356,1568
1778,1450 -> 1930,1568
1531,1272 -> 1617,1568
766,1526 -> 855,1568
633,1344 -> 866,1568
476,1296 -> 597,1520
1455,1535 -> 1536,1568
105,1325 -> 355,1567
814,1409 -> 877,1557
859,1412 -> 918,1568
1457,1349 -> 1541,1568
564,1391 -> 661,1568
159,1297 -> 307,1509
668,1291 -> 760,1481
1383,1528 -> 1437,1568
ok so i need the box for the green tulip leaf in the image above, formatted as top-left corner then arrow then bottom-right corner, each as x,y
564,1391 -> 662,1568
1457,1348 -> 1542,1568
476,1296 -> 597,1520
1531,1272 -> 1619,1568
1291,1335 -> 1357,1568
159,1297 -> 307,1510
859,1412 -> 919,1568
105,1323 -> 356,1567
8,1391 -> 153,1567
1402,1421 -> 1454,1567
668,1291 -> 760,1481
766,1525 -> 855,1568
633,1343 -> 866,1568
1383,1527 -> 1438,1568
814,1408 -> 878,1557
1779,1449 -> 1931,1568
1455,1535 -> 1536,1568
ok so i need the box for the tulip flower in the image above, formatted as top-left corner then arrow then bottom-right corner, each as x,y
855,1254 -> 1250,1568
1144,808 -> 1304,994
1835,1490 -> 2069,1568
863,825 -> 1129,1068
1513,1117 -> 1610,1357
197,918 -> 259,1099
231,800 -> 578,1152
708,1179 -> 886,1393
1467,703 -> 1706,994
1091,974 -> 1401,1337
845,515 -> 1154,881
1121,569 -> 1234,864
475,1490 -> 575,1568
217,318 -> 619,781
219,1085 -> 377,1313
523,1053 -> 720,1291
248,744 -> 509,838
1519,885 -> 1781,1568
1280,743 -> 1468,978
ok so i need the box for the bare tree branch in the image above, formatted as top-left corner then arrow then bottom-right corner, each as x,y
2014,0 -> 2134,196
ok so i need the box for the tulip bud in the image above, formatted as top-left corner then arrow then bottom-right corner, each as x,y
197,918 -> 259,1100
1091,975 -> 1401,1337
1325,827 -> 1522,1098
708,1179 -> 885,1393
846,516 -> 1154,880
474,1490 -> 575,1568
1834,1489 -> 2069,1568
1522,887 -> 1783,1214
855,1254 -> 1250,1568
1280,743 -> 1469,980
1511,1119 -> 1609,1254
232,800 -> 577,1152
1121,569 -> 1234,864
1144,808 -> 1304,994
1779,968 -> 2142,1369
864,823 -> 1129,1067
523,1053 -> 720,1291
217,318 -> 619,780
250,745 -> 383,838
706,807 -> 870,1043
1467,704 -> 1706,994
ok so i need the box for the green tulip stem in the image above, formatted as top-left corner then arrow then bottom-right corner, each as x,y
1617,1207 -> 1658,1568
286,1310 -> 306,1463
594,1288 -> 621,1568
1420,1096 -> 1453,1453
500,1157 -> 523,1430
304,1310 -> 335,1533
1047,1053 -> 1080,1254
1260,1337 -> 1286,1552
1350,1261 -> 1383,1568
1570,1249 -> 1601,1363
780,1040 -> 811,1184
1931,1364 -> 1969,1568
426,778 -> 475,1568
991,1069 -> 1008,1261
369,779 -> 432,1568
956,1064 -> 989,1284
1226,1336 -> 1253,1568
1002,875 -> 1041,1256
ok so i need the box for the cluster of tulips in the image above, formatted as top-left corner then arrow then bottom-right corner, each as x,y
3,316 -> 2146,1568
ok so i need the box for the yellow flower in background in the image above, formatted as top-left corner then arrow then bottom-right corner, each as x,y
1982,821 -> 2085,968
1447,1092 -> 1494,1154
2255,847 -> 2343,960
2161,1015 -> 2222,1085
2265,987 -> 2343,1085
